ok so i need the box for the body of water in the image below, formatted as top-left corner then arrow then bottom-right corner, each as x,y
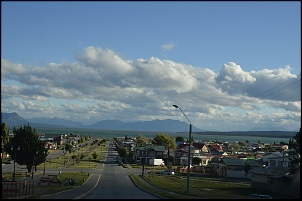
36,127 -> 296,145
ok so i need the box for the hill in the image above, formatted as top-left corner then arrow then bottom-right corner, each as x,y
1,112 -> 204,132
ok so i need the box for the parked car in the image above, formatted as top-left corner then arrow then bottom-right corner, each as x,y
248,194 -> 273,199
160,170 -> 175,175
5,159 -> 14,164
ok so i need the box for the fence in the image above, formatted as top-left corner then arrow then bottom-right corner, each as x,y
2,181 -> 34,199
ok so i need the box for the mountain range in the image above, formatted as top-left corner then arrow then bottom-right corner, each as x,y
1,112 -> 205,132
1,112 -> 298,132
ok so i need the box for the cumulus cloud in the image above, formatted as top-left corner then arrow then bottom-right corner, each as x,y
1,46 -> 300,131
216,62 -> 300,102
161,41 -> 176,51
1,59 -> 28,80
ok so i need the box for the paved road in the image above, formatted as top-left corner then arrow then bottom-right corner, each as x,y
79,148 -> 159,199
39,139 -> 160,199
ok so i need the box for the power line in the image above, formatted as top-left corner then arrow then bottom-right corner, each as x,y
201,74 -> 301,129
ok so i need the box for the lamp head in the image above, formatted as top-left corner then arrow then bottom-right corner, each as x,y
173,105 -> 179,108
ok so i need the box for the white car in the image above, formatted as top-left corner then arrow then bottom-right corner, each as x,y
5,159 -> 14,164
160,170 -> 175,175
248,194 -> 273,199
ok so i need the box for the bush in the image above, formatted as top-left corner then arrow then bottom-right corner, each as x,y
69,179 -> 75,185
92,152 -> 97,159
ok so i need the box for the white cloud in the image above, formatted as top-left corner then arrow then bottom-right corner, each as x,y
1,46 -> 300,131
1,59 -> 28,80
161,41 -> 176,51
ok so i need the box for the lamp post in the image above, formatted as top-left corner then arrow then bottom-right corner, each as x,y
43,150 -> 48,175
63,150 -> 66,167
32,150 -> 38,179
142,142 -> 146,178
173,104 -> 192,193
11,145 -> 20,182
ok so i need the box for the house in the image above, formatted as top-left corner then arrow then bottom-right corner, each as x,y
66,134 -> 80,145
249,149 -> 300,198
210,158 -> 260,178
262,152 -> 290,168
175,142 -> 211,165
269,144 -> 288,152
135,144 -> 166,165
53,135 -> 65,146
208,143 -> 224,155
191,153 -> 216,167
250,167 -> 299,198
175,142 -> 229,166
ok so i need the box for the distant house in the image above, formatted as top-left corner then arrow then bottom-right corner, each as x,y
249,149 -> 300,198
210,158 -> 260,178
208,143 -> 224,155
175,142 -> 228,166
66,134 -> 80,145
250,167 -> 300,198
269,144 -> 288,152
262,152 -> 290,168
176,142 -> 210,165
135,144 -> 166,165
37,133 -> 45,138
53,135 -> 64,146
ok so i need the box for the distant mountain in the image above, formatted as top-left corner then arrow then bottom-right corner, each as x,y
1,112 -> 205,132
28,117 -> 84,128
88,119 -> 205,132
250,126 -> 289,131
2,112 -> 297,133
1,112 -> 29,127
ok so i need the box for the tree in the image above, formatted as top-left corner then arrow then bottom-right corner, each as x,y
92,152 -> 98,159
232,144 -> 241,154
4,124 -> 47,173
243,162 -> 251,179
208,163 -> 216,177
152,134 -> 176,163
288,128 -> 300,175
289,128 -> 300,153
135,135 -> 149,146
117,146 -> 127,158
65,143 -> 73,153
166,162 -> 173,171
1,122 -> 10,146
175,136 -> 184,143
192,157 -> 202,166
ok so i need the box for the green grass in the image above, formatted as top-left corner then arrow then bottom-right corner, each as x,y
23,171 -> 90,199
130,174 -> 294,199
146,175 -> 250,199
35,143 -> 107,170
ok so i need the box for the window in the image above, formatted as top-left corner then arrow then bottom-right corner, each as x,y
269,160 -> 276,167
277,161 -> 283,167
156,152 -> 163,156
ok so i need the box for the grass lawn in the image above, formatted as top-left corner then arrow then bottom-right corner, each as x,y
25,171 -> 90,199
130,174 -> 294,199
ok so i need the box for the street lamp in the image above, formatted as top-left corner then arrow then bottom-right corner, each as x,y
173,104 -> 192,193
43,150 -> 48,175
11,145 -> 20,182
32,150 -> 38,179
142,142 -> 147,178
63,150 -> 66,167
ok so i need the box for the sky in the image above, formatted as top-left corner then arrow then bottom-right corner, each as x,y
1,1 -> 301,131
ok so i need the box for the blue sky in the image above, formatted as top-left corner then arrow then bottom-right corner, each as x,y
1,1 -> 301,131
